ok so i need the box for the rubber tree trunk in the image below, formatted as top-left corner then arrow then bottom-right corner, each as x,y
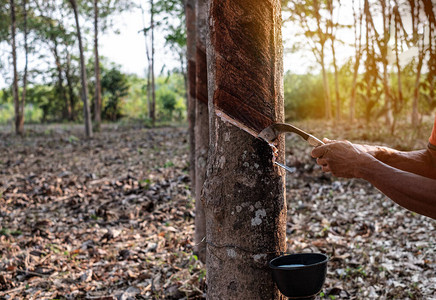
94,0 -> 102,132
203,0 -> 286,298
194,0 -> 209,263
70,0 -> 93,138
185,0 -> 197,195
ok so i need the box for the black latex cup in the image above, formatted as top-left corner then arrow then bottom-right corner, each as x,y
269,253 -> 328,300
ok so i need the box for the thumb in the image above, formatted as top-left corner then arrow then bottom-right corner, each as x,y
311,144 -> 329,158
323,138 -> 336,144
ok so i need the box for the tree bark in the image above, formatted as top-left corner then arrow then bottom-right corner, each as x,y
203,0 -> 286,298
70,0 -> 93,138
10,0 -> 23,135
185,0 -> 197,195
94,0 -> 102,131
194,0 -> 208,263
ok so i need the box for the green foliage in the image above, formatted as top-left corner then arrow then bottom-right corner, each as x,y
154,0 -> 186,49
101,64 -> 129,121
155,72 -> 186,121
0,103 -> 14,124
0,0 -> 9,42
284,72 -> 324,120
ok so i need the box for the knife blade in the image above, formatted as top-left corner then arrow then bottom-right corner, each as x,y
258,123 -> 324,147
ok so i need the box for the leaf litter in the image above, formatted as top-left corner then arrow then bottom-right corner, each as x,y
0,122 -> 435,299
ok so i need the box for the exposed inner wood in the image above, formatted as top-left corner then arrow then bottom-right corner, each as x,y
211,0 -> 278,135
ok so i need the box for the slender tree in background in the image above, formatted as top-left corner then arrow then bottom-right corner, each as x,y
315,0 -> 332,120
149,0 -> 156,126
10,0 -> 24,135
349,0 -> 363,122
369,0 -> 393,126
328,0 -> 341,121
409,0 -> 424,127
94,0 -> 102,132
69,0 -> 93,138
185,0 -> 196,195
193,0 -> 208,263
140,5 -> 152,120
21,0 -> 28,130
423,0 -> 435,110
203,0 -> 286,298
284,0 -> 332,119
65,48 -> 78,121
362,0 -> 380,124
390,2 -> 401,132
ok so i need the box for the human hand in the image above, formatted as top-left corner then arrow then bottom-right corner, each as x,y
311,138 -> 374,178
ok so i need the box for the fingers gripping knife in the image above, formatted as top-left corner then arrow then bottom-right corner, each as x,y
258,123 -> 324,173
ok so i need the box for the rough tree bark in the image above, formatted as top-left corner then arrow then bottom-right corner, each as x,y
203,0 -> 286,298
193,0 -> 208,263
70,0 -> 93,138
94,0 -> 102,132
185,0 -> 197,195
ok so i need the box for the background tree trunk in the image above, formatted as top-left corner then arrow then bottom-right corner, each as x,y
94,0 -> 102,132
150,0 -> 156,127
194,0 -> 208,263
70,0 -> 93,138
331,40 -> 341,121
185,0 -> 197,195
320,48 -> 332,120
65,50 -> 77,121
203,0 -> 286,298
52,43 -> 70,120
10,0 -> 23,135
349,0 -> 362,122
21,0 -> 28,130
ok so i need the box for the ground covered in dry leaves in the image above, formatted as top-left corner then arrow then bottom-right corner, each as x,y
0,122 -> 435,299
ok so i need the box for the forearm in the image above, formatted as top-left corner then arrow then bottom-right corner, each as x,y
366,145 -> 436,179
357,157 -> 436,219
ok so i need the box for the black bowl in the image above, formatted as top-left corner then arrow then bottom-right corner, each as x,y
269,253 -> 328,299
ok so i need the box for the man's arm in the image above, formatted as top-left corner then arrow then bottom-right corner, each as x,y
357,156 -> 436,219
323,138 -> 436,179
312,141 -> 436,219
365,145 -> 436,179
